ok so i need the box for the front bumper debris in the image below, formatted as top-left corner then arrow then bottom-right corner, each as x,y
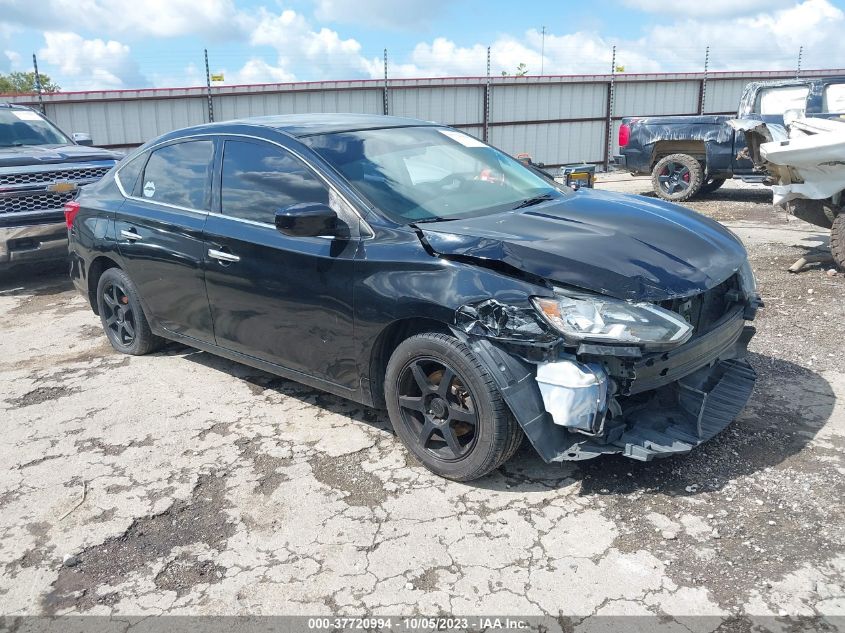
564,358 -> 756,461
455,300 -> 758,464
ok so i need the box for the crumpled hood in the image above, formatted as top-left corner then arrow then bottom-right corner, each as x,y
0,144 -> 120,168
418,188 -> 747,302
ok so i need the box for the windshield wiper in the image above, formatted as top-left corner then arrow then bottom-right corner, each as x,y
512,193 -> 555,209
411,217 -> 459,224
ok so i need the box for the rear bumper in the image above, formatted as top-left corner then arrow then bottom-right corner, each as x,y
0,221 -> 68,267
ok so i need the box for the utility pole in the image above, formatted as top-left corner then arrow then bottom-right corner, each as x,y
204,48 -> 214,123
796,45 -> 803,78
540,26 -> 546,75
32,53 -> 46,115
699,46 -> 710,115
383,48 -> 389,116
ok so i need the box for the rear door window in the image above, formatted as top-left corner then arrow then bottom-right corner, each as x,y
822,83 -> 845,113
140,140 -> 214,210
220,139 -> 330,225
754,86 -> 810,115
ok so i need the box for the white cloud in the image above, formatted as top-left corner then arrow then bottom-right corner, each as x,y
313,0 -> 451,30
234,8 -> 379,83
622,0 -> 795,17
4,50 -> 22,71
3,0 -> 843,90
38,32 -> 147,90
0,0 -> 251,40
230,58 -> 296,85
387,0 -> 843,78
642,0 -> 845,71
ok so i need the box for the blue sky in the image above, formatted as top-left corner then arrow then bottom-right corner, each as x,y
1,0 -> 843,91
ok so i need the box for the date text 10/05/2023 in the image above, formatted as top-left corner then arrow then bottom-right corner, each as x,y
306,617 -> 530,630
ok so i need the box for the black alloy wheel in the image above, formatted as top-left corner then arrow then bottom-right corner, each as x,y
101,280 -> 136,346
396,357 -> 478,461
95,267 -> 164,356
384,332 -> 523,481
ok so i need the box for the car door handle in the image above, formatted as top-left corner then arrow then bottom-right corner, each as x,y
120,229 -> 142,241
208,248 -> 240,263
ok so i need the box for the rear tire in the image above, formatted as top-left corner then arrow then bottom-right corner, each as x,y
384,332 -> 522,481
831,214 -> 845,271
651,153 -> 704,202
699,177 -> 726,195
96,268 -> 164,356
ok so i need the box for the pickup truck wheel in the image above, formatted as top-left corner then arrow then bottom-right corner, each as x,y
384,333 -> 522,481
699,177 -> 726,195
652,154 -> 704,202
831,213 -> 845,271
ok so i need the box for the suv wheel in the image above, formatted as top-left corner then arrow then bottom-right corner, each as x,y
96,267 -> 164,355
651,153 -> 704,202
384,333 -> 523,481
831,213 -> 845,271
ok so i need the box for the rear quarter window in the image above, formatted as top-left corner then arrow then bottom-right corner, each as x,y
822,83 -> 845,113
115,152 -> 148,195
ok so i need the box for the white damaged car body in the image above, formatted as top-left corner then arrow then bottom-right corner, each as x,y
729,115 -> 845,268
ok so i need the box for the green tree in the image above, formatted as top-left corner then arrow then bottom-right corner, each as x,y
501,63 -> 529,77
0,71 -> 60,94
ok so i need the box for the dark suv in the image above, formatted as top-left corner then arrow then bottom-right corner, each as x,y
68,114 -> 761,481
0,103 -> 119,268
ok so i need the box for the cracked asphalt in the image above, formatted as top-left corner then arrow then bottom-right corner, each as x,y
1,177 -> 843,628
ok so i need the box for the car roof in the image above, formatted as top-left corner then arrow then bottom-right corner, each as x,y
222,113 -> 440,138
0,102 -> 34,110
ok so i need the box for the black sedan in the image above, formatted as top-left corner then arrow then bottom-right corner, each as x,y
66,114 -> 761,481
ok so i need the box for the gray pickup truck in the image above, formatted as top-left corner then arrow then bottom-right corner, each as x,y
616,76 -> 845,201
0,103 -> 120,269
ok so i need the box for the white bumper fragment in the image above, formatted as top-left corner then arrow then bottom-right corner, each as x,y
535,360 -> 608,433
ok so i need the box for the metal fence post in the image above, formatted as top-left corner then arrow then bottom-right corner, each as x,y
383,48 -> 389,116
699,46 -> 709,115
204,48 -> 214,123
603,46 -> 616,171
32,53 -> 46,115
483,46 -> 491,142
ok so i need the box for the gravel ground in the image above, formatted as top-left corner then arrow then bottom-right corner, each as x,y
1,176 -> 843,630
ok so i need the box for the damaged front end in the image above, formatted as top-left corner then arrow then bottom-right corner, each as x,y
728,116 -> 845,226
451,273 -> 761,463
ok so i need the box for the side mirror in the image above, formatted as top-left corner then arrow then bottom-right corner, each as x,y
72,132 -> 93,146
274,203 -> 347,238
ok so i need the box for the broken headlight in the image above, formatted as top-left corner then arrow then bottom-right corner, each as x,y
532,291 -> 693,349
738,259 -> 757,297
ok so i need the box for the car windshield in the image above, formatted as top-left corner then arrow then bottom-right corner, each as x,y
0,109 -> 71,147
304,126 -> 567,224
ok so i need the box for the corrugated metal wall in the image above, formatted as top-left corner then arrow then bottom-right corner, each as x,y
7,69 -> 843,168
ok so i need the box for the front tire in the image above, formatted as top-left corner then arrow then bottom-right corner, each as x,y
384,333 -> 522,481
96,267 -> 164,355
651,153 -> 704,202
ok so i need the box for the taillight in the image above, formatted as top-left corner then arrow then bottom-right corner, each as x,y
618,123 -> 630,148
64,201 -> 81,229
